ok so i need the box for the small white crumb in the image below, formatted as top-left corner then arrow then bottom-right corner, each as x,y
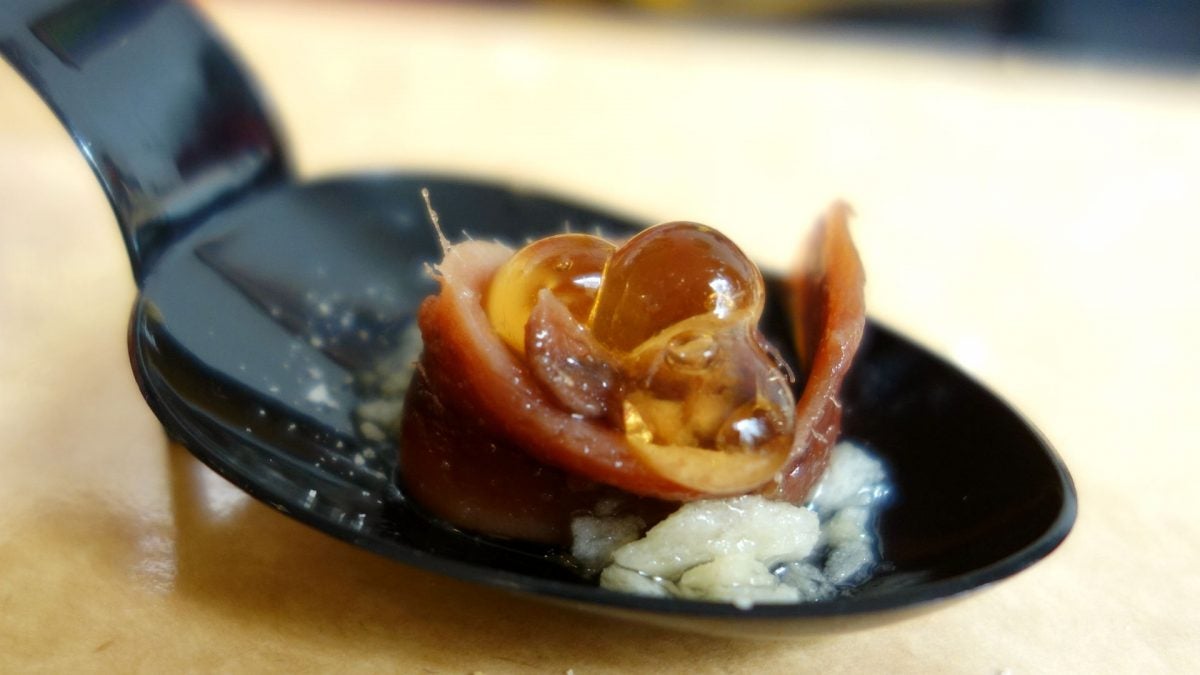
824,538 -> 875,585
357,399 -> 405,429
570,515 -> 644,570
807,441 -> 888,513
358,421 -> 386,442
305,383 -> 339,409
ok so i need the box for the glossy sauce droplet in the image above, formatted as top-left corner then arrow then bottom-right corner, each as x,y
589,222 -> 764,353
485,233 -> 614,354
622,316 -> 795,457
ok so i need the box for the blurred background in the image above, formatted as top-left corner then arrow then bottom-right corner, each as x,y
540,0 -> 1200,64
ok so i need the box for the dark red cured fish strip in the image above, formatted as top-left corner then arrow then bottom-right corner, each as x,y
761,202 -> 866,502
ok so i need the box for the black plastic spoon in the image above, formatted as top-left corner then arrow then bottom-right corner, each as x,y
1,0 -> 1075,638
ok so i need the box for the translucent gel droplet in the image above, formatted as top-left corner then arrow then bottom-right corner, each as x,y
486,233 -> 614,354
589,222 -> 764,353
624,319 -> 795,455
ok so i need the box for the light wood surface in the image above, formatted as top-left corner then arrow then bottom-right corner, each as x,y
2,0 -> 1197,671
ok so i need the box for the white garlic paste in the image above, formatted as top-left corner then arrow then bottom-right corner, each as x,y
571,441 -> 891,609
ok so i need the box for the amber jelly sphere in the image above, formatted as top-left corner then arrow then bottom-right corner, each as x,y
588,222 -> 765,353
485,233 -> 615,354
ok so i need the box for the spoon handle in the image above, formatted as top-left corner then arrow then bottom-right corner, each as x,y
0,0 -> 290,284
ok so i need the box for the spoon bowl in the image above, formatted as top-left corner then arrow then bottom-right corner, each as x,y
2,0 -> 1075,639
132,173 -> 1076,638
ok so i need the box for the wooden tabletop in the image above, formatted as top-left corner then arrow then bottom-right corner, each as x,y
2,1 -> 1197,671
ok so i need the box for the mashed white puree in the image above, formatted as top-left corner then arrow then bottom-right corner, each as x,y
575,441 -> 889,608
